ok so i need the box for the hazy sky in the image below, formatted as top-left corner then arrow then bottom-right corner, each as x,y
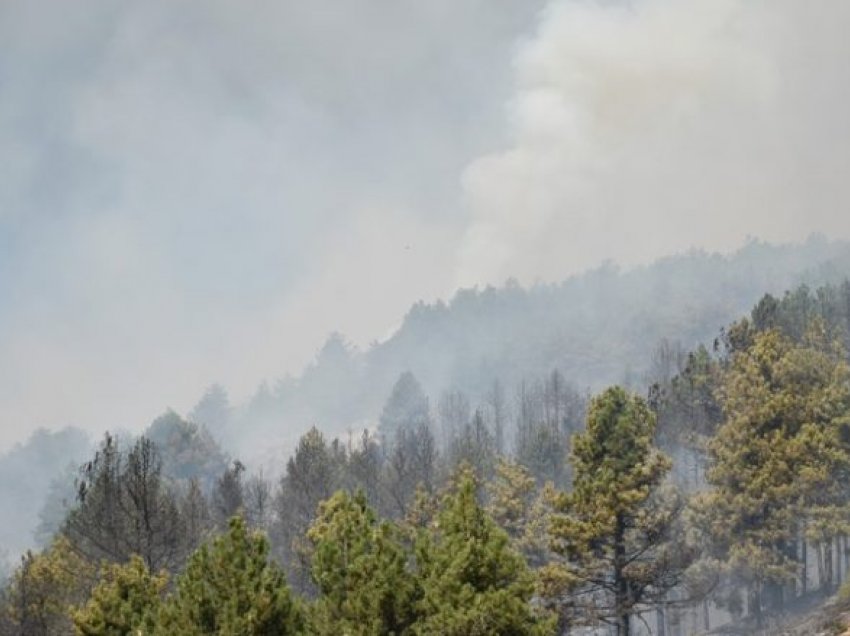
2,0 -> 850,449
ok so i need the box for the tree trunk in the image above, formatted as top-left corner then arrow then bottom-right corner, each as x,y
844,535 -> 850,583
692,452 -> 700,490
826,540 -> 834,591
802,535 -> 808,596
749,585 -> 762,628
614,514 -> 630,636
656,606 -> 666,636
703,598 -> 711,632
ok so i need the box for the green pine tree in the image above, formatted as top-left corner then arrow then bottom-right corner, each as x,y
413,472 -> 555,636
72,555 -> 166,636
155,516 -> 303,635
549,386 -> 690,636
693,323 -> 850,623
1,536 -> 95,636
308,490 -> 418,635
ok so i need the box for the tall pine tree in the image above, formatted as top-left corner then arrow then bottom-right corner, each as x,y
414,473 -> 555,636
549,386 -> 691,636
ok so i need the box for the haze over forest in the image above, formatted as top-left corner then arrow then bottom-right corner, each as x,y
3,0 -> 850,451
3,2 -> 850,635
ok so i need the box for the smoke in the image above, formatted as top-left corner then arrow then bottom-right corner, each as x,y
0,0 -> 544,449
2,0 -> 849,450
458,0 -> 850,287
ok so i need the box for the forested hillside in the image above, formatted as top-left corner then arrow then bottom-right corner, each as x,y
222,236 -> 850,461
5,240 -> 850,634
4,237 -> 850,567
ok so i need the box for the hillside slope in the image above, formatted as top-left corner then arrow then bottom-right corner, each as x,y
224,236 -> 850,458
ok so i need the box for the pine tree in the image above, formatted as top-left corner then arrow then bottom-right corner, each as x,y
486,458 -> 536,543
345,430 -> 384,511
379,373 -> 431,449
146,410 -> 228,491
273,427 -> 342,592
413,473 -> 555,636
649,344 -> 722,489
447,409 -> 495,480
71,556 -> 166,636
155,516 -> 303,635
2,536 -> 95,635
308,491 -> 418,635
178,478 -> 211,557
515,379 -> 569,487
693,324 -> 850,622
382,422 -> 437,518
65,435 -> 183,572
549,386 -> 690,636
212,460 -> 245,529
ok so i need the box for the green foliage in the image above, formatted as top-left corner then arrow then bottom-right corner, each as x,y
414,473 -> 555,636
486,458 -> 556,569
155,516 -> 303,635
343,431 -> 384,510
308,491 -> 418,635
1,535 -> 95,635
550,386 -> 689,634
694,325 -> 850,607
650,344 -> 722,459
558,387 -> 671,547
71,556 -> 166,636
486,458 -> 536,541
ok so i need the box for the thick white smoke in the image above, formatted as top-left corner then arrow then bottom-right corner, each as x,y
457,0 -> 850,287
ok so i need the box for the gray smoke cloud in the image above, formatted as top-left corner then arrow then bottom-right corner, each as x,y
0,0 -> 545,448
458,0 -> 850,286
1,0 -> 848,449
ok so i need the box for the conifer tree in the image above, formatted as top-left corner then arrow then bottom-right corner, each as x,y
178,478 -> 212,557
486,458 -> 555,569
486,458 -> 536,543
308,491 -> 418,635
447,409 -> 496,480
155,516 -> 303,635
273,427 -> 342,592
379,373 -> 431,449
693,324 -> 850,622
71,556 -> 166,636
414,473 -> 555,636
1,536 -> 95,636
212,460 -> 245,529
146,410 -> 228,491
65,435 -> 183,572
549,386 -> 690,636
382,422 -> 437,518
